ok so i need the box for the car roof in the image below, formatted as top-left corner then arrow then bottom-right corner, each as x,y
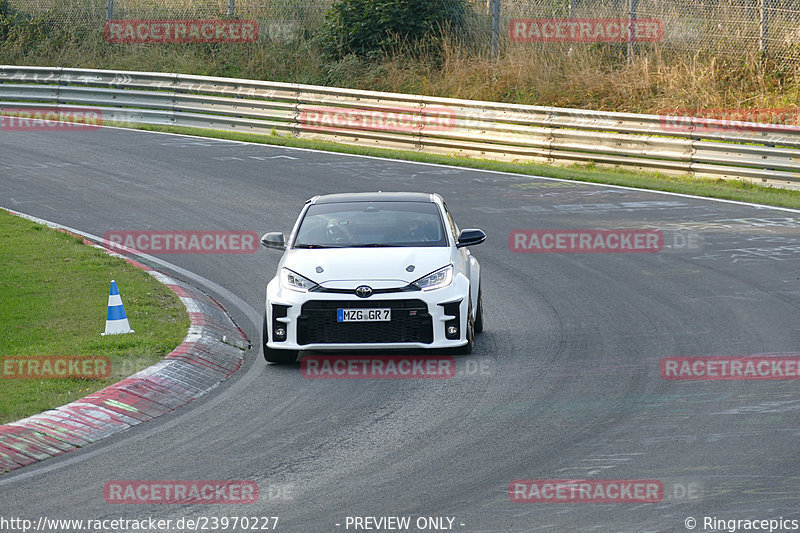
310,192 -> 437,204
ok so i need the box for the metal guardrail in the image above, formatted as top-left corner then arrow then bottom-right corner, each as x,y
1,66 -> 798,188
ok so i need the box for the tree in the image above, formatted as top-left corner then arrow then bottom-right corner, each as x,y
320,0 -> 470,59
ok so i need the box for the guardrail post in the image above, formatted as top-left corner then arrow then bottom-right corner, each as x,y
106,0 -> 114,21
490,0 -> 501,58
291,83 -> 301,138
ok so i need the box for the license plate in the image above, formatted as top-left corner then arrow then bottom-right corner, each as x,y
337,308 -> 391,322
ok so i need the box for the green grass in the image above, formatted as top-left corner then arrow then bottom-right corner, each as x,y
127,122 -> 800,210
0,210 -> 190,424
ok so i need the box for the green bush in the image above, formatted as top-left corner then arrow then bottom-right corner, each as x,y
319,0 -> 471,59
0,9 -> 58,44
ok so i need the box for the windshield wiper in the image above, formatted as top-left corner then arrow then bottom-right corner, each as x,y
294,244 -> 345,249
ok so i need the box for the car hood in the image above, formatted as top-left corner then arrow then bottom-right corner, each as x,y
282,247 -> 452,288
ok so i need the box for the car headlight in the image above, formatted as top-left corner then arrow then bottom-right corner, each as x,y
280,268 -> 319,292
413,265 -> 454,291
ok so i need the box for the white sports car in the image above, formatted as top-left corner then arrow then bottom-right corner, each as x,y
260,192 -> 486,363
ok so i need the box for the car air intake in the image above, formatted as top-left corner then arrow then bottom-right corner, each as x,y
297,300 -> 433,345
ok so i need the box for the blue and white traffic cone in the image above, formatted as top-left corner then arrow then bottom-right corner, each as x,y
101,280 -> 135,335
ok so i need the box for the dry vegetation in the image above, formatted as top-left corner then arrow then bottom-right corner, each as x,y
1,14 -> 798,119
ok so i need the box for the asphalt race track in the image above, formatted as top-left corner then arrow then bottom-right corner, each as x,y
1,126 -> 799,532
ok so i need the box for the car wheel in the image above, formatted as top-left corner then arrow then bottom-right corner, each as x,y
453,299 -> 474,355
262,312 -> 298,364
474,286 -> 484,334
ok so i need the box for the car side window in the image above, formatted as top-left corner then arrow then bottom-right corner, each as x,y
442,203 -> 459,242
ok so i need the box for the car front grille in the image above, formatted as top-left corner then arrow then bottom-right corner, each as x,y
297,299 -> 433,345
311,285 -> 419,295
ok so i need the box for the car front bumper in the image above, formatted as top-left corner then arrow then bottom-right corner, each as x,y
264,275 -> 471,351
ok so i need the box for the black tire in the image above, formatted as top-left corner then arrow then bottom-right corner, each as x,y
262,312 -> 298,364
453,299 -> 474,355
474,286 -> 484,334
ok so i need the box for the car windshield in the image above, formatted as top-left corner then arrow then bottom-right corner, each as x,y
294,201 -> 448,248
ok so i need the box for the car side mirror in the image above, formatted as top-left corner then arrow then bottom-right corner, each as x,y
260,232 -> 286,250
456,228 -> 486,248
